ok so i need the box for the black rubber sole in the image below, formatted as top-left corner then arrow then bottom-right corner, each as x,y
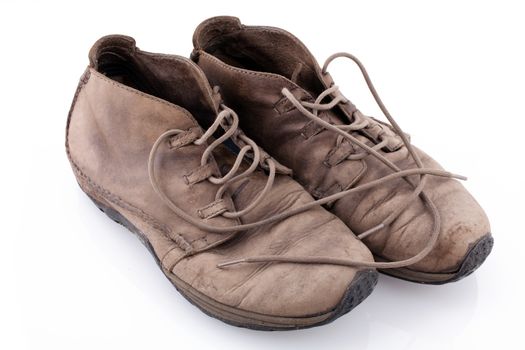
87,194 -> 378,330
215,269 -> 378,331
379,234 -> 494,285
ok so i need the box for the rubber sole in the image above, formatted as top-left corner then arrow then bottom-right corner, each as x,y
87,194 -> 378,330
377,234 -> 494,285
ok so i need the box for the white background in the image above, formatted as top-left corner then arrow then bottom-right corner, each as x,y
1,1 -> 523,349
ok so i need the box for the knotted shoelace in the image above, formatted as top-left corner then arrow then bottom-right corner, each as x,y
148,53 -> 465,269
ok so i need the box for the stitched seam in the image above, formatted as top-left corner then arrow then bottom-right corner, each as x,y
199,52 -> 298,90
203,207 -> 226,218
69,155 -> 193,253
184,163 -> 214,185
272,88 -> 300,114
323,147 -> 338,168
188,234 -> 227,251
65,68 -> 90,152
89,69 -> 198,127
273,98 -> 290,114
324,143 -> 353,167
188,234 -> 210,245
300,121 -> 314,139
65,68 -> 199,161
197,199 -> 228,219
64,71 -> 188,252
300,120 -> 324,139
169,232 -> 193,253
199,198 -> 225,212
64,68 -> 239,254
169,128 -> 199,149
161,245 -> 189,271
70,159 -> 164,231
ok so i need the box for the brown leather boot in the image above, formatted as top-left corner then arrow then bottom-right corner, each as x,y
191,16 -> 493,284
66,35 -> 378,330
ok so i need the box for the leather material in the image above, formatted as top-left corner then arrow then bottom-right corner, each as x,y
192,17 -> 491,274
66,35 -> 374,319
173,146 -> 373,316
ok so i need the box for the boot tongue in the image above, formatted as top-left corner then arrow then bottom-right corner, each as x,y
146,54 -> 227,130
137,56 -> 221,126
290,63 -> 304,85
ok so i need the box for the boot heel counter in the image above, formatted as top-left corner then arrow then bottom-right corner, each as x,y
65,67 -> 91,178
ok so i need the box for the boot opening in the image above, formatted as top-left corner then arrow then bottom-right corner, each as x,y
89,35 -> 218,129
193,17 -> 324,94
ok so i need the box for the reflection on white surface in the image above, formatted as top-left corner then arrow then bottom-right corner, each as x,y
14,182 -> 486,350
229,271 -> 478,350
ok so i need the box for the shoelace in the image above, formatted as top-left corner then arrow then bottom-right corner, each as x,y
297,84 -> 393,160
281,52 -> 443,239
149,106 -> 278,226
148,54 -> 465,269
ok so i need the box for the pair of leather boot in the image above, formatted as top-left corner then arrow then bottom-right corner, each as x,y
66,16 -> 492,330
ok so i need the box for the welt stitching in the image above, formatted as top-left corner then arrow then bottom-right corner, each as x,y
65,75 -> 174,238
71,159 -> 165,232
64,70 -> 195,253
69,157 -> 193,253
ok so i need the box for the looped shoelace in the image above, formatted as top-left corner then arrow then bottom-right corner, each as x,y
193,107 -> 278,219
149,106 -> 277,226
148,55 -> 466,269
300,84 -> 391,160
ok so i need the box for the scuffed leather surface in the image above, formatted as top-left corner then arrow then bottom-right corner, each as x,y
333,145 -> 490,273
174,147 -> 373,317
67,37 -> 373,318
193,17 -> 491,273
68,69 -> 239,254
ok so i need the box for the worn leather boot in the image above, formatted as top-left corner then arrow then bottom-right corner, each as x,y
191,17 -> 493,284
66,35 -> 379,330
